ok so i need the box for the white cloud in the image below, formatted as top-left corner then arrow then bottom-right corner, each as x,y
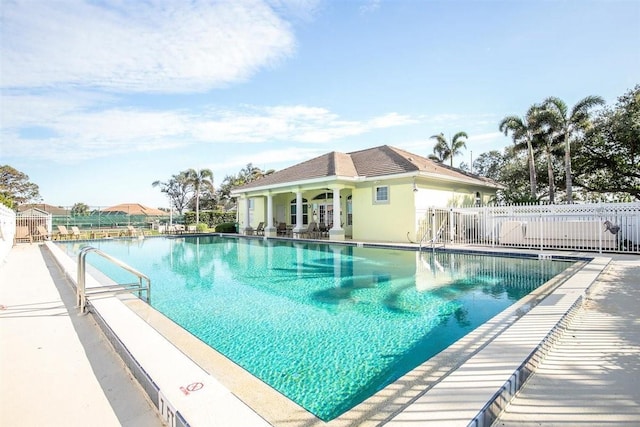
223,146 -> 325,171
191,105 -> 416,144
1,96 -> 418,162
360,0 -> 382,14
0,0 -> 296,93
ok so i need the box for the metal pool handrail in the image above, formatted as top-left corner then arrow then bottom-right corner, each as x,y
77,246 -> 151,313
419,210 -> 448,251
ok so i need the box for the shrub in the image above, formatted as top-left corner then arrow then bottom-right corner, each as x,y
184,210 -> 236,227
215,222 -> 237,233
196,222 -> 208,232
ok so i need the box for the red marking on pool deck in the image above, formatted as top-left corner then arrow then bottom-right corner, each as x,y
187,382 -> 204,392
180,382 -> 204,395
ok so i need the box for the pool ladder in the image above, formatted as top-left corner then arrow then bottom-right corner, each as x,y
77,246 -> 151,314
419,217 -> 448,251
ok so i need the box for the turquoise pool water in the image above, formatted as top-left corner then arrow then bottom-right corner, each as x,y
58,236 -> 573,420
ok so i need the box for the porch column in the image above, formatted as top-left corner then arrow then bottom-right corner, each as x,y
293,190 -> 303,233
242,196 -> 252,235
329,187 -> 345,241
265,193 -> 276,237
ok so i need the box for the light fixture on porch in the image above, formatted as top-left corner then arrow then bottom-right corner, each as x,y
413,178 -> 418,192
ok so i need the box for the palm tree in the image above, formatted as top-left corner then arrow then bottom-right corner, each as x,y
428,138 -> 448,163
499,105 -> 542,199
429,132 -> 468,167
185,168 -> 214,225
534,124 -> 562,203
541,95 -> 605,202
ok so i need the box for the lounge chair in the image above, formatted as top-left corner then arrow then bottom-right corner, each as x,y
255,222 -> 265,236
127,225 -> 138,237
57,225 -> 71,240
14,226 -> 33,244
70,226 -> 82,240
36,225 -> 50,241
293,221 -> 318,239
170,224 -> 185,234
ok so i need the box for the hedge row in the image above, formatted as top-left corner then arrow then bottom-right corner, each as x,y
184,211 -> 237,227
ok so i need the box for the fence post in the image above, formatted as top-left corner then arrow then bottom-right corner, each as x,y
449,208 -> 454,244
539,201 -> 544,252
431,208 -> 436,243
490,207 -> 495,247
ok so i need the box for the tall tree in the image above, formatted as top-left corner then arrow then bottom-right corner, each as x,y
429,132 -> 468,167
542,95 -> 605,202
0,165 -> 41,207
185,168 -> 214,225
532,117 -> 563,204
152,171 -> 191,214
71,202 -> 90,216
473,150 -> 505,181
428,138 -> 448,163
499,105 -> 542,199
217,164 -> 274,208
573,86 -> 640,200
473,146 -> 537,204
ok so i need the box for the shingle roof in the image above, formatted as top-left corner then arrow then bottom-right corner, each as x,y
234,145 -> 501,191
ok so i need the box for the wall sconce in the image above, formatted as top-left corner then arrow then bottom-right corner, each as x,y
412,180 -> 418,192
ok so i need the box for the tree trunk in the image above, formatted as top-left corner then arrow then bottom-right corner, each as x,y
195,193 -> 200,225
564,135 -> 573,203
527,141 -> 537,199
547,146 -> 555,203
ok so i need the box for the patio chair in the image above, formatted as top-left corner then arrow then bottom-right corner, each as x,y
276,222 -> 288,236
14,226 -> 33,244
255,222 -> 265,236
127,225 -> 139,237
36,225 -> 51,241
57,225 -> 71,240
293,221 -> 318,239
70,226 -> 82,240
318,223 -> 330,238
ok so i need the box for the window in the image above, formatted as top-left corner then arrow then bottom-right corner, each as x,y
475,192 -> 481,207
248,198 -> 254,224
290,198 -> 308,225
374,185 -> 389,204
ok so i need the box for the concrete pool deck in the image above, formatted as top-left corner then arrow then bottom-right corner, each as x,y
1,241 -> 639,426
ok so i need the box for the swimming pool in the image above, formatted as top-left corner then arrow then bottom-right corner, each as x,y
58,236 -> 573,421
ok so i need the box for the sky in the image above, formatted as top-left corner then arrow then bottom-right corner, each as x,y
1,0 -> 639,209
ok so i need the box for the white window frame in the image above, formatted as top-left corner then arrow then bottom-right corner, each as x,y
248,198 -> 255,225
373,185 -> 390,204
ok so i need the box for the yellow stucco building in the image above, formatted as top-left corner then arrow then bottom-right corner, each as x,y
230,145 -> 502,243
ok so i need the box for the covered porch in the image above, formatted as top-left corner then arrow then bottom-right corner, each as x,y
236,183 -> 354,241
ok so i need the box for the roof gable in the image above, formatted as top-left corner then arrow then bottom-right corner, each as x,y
350,145 -> 418,176
233,145 -> 501,192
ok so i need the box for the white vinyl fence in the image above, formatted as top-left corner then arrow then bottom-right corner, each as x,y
0,204 -> 17,263
16,209 -> 53,243
418,202 -> 640,254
